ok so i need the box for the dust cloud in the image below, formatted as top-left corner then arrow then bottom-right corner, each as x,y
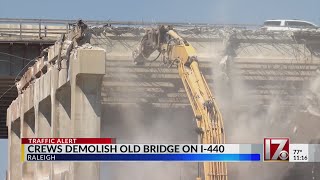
101,106 -> 199,180
99,31 -> 320,179
99,57 -> 320,180
214,52 -> 320,180
305,70 -> 320,117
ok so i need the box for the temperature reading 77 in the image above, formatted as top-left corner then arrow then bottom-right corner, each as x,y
293,150 -> 302,154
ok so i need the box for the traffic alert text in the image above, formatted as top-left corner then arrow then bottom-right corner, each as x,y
26,138 -> 77,144
25,144 -> 227,154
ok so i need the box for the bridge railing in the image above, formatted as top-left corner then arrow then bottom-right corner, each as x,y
0,18 -> 72,39
0,18 -> 261,27
0,18 -> 260,40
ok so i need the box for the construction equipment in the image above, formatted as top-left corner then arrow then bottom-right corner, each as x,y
133,25 -> 227,180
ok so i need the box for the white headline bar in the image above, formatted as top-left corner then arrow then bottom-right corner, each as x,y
23,144 -> 255,154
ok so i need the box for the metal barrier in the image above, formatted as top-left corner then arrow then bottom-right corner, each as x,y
0,18 -> 260,27
0,19 -> 71,39
0,18 -> 260,40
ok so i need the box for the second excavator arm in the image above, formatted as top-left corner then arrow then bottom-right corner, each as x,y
133,26 -> 227,180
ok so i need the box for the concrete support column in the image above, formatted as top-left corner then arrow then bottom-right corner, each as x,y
8,118 -> 21,180
54,85 -> 72,180
33,79 -> 40,180
71,75 -> 102,180
7,94 -> 23,180
50,67 -> 59,138
69,48 -> 105,180
50,68 -> 59,180
21,83 -> 36,180
37,96 -> 51,179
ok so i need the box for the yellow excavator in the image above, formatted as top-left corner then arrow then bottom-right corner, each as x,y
132,25 -> 227,180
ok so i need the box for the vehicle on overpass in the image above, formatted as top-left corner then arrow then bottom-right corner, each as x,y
133,25 -> 227,180
262,19 -> 318,31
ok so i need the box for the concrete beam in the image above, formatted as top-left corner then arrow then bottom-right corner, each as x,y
6,45 -> 106,180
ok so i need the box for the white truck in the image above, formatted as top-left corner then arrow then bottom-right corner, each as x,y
262,19 -> 318,31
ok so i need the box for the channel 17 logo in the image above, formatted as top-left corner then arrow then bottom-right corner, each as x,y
264,138 -> 289,161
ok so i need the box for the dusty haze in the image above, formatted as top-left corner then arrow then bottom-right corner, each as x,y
99,34 -> 320,179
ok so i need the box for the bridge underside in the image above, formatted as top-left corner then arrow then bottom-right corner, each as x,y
225,31 -> 320,113
0,43 -> 51,138
102,59 -> 215,107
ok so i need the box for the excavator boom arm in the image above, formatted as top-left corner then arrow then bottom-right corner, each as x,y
133,26 -> 227,180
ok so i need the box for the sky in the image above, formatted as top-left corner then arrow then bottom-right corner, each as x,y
0,140 -> 7,179
0,0 -> 319,24
0,0 -> 319,179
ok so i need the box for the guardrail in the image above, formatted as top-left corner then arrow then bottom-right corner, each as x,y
0,19 -> 72,39
0,18 -> 260,40
0,18 -> 260,27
